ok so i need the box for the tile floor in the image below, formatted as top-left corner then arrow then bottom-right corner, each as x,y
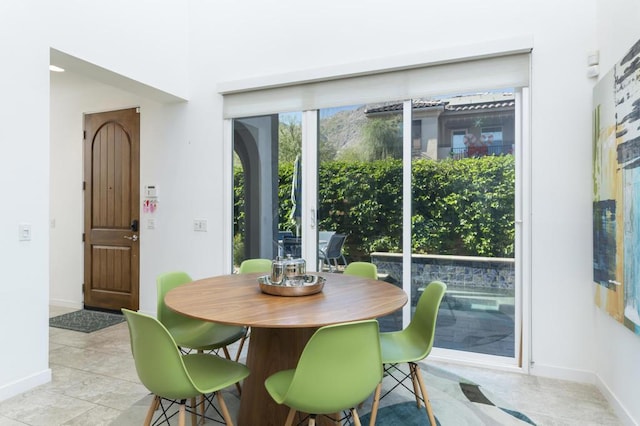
0,306 -> 623,425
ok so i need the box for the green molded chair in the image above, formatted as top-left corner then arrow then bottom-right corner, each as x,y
343,261 -> 378,280
238,258 -> 272,274
265,320 -> 383,426
379,280 -> 447,426
122,309 -> 250,426
157,271 -> 248,394
236,259 -> 272,361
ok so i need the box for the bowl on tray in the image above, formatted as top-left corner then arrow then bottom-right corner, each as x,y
258,274 -> 325,297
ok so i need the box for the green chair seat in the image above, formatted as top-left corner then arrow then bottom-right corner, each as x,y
157,271 -> 247,356
183,353 -> 250,392
169,321 -> 247,351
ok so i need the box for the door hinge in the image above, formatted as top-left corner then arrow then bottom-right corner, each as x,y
82,181 -> 86,190
82,283 -> 85,294
82,233 -> 85,242
83,130 -> 86,140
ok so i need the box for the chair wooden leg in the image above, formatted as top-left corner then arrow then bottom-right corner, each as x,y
410,363 -> 422,408
234,331 -> 249,362
284,408 -> 297,426
195,349 -> 209,423
190,397 -> 198,426
352,408 -> 362,426
178,400 -> 186,426
222,346 -> 232,360
144,395 -> 160,426
368,382 -> 382,426
199,394 -> 206,425
216,391 -> 234,426
413,364 -> 436,426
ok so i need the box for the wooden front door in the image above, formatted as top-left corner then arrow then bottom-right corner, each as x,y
83,108 -> 140,311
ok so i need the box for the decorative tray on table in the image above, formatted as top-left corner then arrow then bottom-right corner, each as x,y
257,274 -> 325,297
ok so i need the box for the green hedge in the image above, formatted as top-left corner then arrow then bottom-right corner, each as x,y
235,155 -> 515,261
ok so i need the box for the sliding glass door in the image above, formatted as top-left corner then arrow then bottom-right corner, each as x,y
232,112 -> 302,268
225,46 -> 530,366
317,103 -> 405,330
409,91 -> 519,362
230,89 -> 521,363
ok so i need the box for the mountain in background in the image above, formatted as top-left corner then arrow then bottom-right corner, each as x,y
320,105 -> 368,154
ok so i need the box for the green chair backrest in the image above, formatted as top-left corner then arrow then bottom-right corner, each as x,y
122,309 -> 199,400
283,320 -> 382,414
157,271 -> 193,328
239,258 -> 272,274
405,281 -> 447,359
343,261 -> 378,280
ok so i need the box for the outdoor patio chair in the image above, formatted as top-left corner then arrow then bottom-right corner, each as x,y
319,233 -> 347,272
283,236 -> 302,258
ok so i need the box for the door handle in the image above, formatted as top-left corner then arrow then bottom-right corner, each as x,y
124,235 -> 139,242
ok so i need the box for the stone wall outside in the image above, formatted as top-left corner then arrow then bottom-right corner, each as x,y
370,252 -> 515,305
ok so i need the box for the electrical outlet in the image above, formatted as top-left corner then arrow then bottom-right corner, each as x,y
193,219 -> 207,232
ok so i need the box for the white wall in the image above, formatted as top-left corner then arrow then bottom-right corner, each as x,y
0,2 -> 51,400
49,70 -> 190,315
190,0 -> 635,422
194,0 -> 599,377
0,0 -> 191,401
49,0 -> 189,100
594,1 -> 640,423
4,0 -> 638,423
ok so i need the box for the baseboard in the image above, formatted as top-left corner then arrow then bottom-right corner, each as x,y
49,298 -> 83,310
529,362 -> 595,384
0,369 -> 51,403
595,375 -> 638,426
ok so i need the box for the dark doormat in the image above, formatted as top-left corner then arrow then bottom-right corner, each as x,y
49,309 -> 125,333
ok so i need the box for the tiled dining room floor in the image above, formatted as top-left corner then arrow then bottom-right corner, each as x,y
0,305 -> 623,425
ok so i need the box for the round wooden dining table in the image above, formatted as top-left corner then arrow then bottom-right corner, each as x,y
164,271 -> 407,426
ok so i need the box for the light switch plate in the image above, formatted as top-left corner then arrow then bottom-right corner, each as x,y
193,219 -> 207,232
19,223 -> 31,241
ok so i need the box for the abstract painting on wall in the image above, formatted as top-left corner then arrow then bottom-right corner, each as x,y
593,38 -> 640,335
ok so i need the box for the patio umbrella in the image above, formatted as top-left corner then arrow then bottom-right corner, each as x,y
289,154 -> 302,236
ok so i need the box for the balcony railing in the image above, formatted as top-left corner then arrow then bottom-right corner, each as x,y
450,144 -> 513,159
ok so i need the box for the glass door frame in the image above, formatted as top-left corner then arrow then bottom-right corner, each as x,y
227,88 -> 530,371
300,110 -> 319,270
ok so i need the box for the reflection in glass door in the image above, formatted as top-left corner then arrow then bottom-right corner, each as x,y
230,90 -> 520,363
318,103 -> 404,331
232,112 -> 302,269
410,91 -> 517,361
